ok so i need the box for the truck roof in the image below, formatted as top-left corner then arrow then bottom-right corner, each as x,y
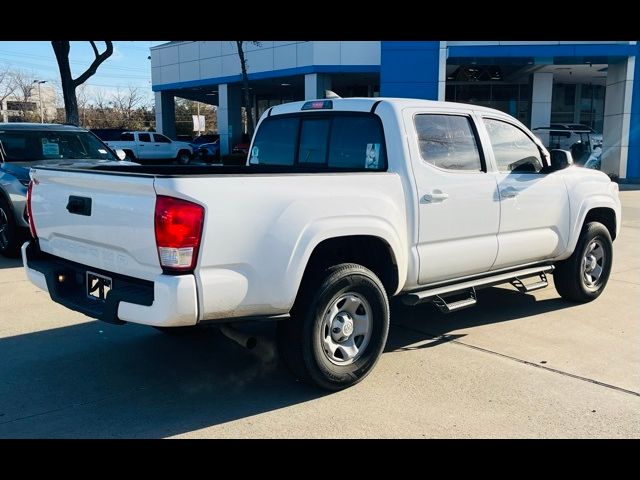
269,97 -> 512,117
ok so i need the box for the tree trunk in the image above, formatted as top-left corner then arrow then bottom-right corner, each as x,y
235,41 -> 254,136
52,41 -> 79,125
52,41 -> 113,126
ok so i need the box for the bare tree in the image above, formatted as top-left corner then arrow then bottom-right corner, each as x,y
51,41 -> 113,125
76,84 -> 89,126
0,66 -> 17,121
235,41 -> 260,136
111,86 -> 143,123
11,70 -> 38,121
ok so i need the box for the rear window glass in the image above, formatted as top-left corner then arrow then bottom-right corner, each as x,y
250,117 -> 299,166
328,116 -> 386,170
250,113 -> 386,171
298,119 -> 330,164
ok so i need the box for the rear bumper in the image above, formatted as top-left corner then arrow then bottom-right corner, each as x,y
22,241 -> 198,327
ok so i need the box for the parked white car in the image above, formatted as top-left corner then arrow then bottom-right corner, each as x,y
23,98 -> 621,390
105,131 -> 193,164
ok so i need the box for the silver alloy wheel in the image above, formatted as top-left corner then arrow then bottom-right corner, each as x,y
582,238 -> 606,290
0,207 -> 8,250
320,292 -> 372,365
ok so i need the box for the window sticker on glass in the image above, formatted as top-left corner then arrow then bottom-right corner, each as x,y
250,146 -> 259,164
98,148 -> 108,154
42,141 -> 60,157
365,143 -> 380,169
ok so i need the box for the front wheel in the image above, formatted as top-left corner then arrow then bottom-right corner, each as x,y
277,263 -> 390,390
176,150 -> 191,165
553,221 -> 613,303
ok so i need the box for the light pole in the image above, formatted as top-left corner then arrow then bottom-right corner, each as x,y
33,80 -> 46,123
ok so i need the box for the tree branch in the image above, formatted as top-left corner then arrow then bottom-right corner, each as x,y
73,41 -> 114,87
89,41 -> 99,58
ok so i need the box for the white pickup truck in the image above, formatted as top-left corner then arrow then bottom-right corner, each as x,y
104,131 -> 193,164
22,98 -> 621,390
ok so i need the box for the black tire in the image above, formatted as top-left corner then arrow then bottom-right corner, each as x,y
277,263 -> 390,391
123,150 -> 136,161
176,150 -> 191,165
554,221 -> 613,303
0,196 -> 24,258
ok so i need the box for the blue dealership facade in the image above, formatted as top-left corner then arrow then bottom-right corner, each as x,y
151,41 -> 639,180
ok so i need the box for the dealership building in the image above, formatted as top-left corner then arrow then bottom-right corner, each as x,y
151,41 -> 639,181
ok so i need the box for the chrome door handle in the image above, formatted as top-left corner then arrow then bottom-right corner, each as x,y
501,187 -> 519,198
422,192 -> 449,203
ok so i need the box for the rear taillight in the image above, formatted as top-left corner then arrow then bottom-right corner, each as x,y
154,196 -> 204,273
26,180 -> 37,239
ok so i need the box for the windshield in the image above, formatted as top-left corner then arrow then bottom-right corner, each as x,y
0,129 -> 117,162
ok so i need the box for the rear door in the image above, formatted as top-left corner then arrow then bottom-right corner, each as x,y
136,132 -> 154,159
480,117 -> 570,269
404,108 -> 500,285
30,168 -> 161,281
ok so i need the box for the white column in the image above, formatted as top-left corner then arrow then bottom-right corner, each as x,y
304,73 -> 332,100
218,83 -> 243,156
601,57 -> 635,179
437,41 -> 448,101
530,72 -> 554,130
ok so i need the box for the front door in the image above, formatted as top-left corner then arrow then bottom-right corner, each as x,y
152,133 -> 173,159
481,117 -> 571,269
406,109 -> 500,285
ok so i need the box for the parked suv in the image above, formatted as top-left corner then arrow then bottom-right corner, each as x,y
0,123 -> 134,257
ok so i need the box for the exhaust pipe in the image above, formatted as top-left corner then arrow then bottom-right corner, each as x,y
219,324 -> 257,350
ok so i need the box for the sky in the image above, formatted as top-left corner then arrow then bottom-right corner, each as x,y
0,41 -> 166,104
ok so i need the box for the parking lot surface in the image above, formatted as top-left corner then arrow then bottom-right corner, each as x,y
0,189 -> 638,438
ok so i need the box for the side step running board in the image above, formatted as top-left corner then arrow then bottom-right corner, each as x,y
401,265 -> 554,307
510,272 -> 548,293
432,288 -> 476,313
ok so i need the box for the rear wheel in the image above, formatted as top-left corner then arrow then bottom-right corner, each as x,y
554,221 -> 613,303
0,197 -> 23,258
277,263 -> 390,390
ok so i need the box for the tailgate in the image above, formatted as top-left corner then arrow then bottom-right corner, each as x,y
30,168 -> 161,281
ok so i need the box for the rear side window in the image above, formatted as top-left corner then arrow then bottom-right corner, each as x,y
119,133 -> 134,141
250,117 -> 298,165
414,114 -> 482,171
138,133 -> 152,143
250,113 -> 386,171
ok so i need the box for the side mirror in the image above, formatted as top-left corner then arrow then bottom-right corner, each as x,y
550,149 -> 573,170
115,149 -> 127,161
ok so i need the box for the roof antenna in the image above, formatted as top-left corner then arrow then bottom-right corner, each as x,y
325,90 -> 341,99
